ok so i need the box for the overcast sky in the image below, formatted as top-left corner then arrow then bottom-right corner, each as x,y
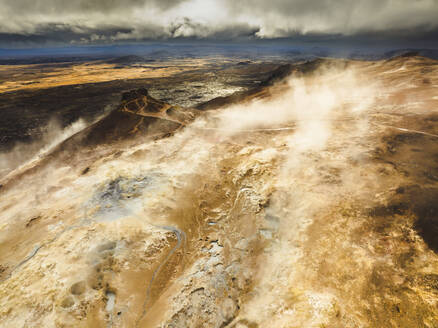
0,0 -> 437,46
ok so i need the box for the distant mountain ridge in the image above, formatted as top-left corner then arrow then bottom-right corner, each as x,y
1,47 -> 438,65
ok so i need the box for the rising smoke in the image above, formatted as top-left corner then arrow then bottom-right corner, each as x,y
186,65 -> 380,327
0,64 -> 384,327
0,119 -> 86,180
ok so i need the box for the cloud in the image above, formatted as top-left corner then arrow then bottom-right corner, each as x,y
0,0 -> 437,45
224,0 -> 438,37
0,0 -> 185,14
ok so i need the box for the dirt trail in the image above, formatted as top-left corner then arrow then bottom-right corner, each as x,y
136,225 -> 186,326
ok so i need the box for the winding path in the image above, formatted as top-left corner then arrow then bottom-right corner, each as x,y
135,224 -> 186,327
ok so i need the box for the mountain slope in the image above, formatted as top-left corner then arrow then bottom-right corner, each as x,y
0,56 -> 438,328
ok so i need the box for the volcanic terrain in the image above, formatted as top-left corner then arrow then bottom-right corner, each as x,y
0,54 -> 438,328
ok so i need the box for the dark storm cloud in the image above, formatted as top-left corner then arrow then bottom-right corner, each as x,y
166,18 -> 258,40
0,0 -> 187,44
0,24 -> 137,46
0,0 -> 437,45
0,0 -> 186,13
224,0 -> 438,37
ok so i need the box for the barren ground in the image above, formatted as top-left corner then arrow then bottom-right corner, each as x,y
0,55 -> 437,327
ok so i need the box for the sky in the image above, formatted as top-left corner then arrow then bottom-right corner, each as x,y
0,0 -> 437,47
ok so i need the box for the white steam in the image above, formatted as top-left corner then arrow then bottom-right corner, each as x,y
197,66 -> 376,144
0,119 -> 87,180
0,63 -> 384,328
200,66 -> 380,327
